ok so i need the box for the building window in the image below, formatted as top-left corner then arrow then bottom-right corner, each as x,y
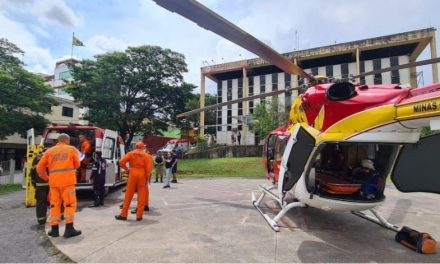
238,125 -> 242,131
238,102 -> 243,116
285,73 -> 291,87
260,75 -> 265,93
238,77 -> 243,98
341,63 -> 349,79
360,61 -> 366,85
373,59 -> 382,84
62,106 -> 73,117
59,71 -> 72,80
227,79 -> 232,101
390,56 -> 400,84
249,101 -> 254,114
217,82 -> 222,103
311,67 -> 318,76
227,126 -> 231,131
326,65 -> 333,78
272,73 -> 278,91
249,77 -> 254,96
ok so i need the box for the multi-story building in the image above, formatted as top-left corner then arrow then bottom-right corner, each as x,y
199,28 -> 438,145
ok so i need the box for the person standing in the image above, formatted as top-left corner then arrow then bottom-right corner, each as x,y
37,134 -> 81,238
163,153 -> 173,188
79,134 -> 92,182
89,151 -> 106,207
237,131 -> 242,145
171,150 -> 178,183
31,148 -> 49,225
131,146 -> 154,214
115,141 -> 153,221
154,151 -> 164,183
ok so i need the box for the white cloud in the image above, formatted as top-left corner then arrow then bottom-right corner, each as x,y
86,35 -> 128,55
1,0 -> 81,27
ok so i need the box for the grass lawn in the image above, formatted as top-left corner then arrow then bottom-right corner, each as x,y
173,157 -> 265,178
0,184 -> 22,194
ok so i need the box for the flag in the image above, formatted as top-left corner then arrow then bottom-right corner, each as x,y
72,35 -> 84,46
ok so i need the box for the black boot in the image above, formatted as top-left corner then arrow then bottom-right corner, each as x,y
48,225 -> 59,237
115,215 -> 127,221
99,196 -> 104,206
89,197 -> 100,208
63,223 -> 82,238
144,205 -> 149,211
154,178 -> 158,183
131,208 -> 137,214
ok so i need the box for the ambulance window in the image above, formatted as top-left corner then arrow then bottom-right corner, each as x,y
102,138 -> 115,159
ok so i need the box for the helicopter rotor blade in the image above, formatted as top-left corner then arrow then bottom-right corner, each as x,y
352,57 -> 440,80
177,86 -> 301,118
152,0 -> 315,83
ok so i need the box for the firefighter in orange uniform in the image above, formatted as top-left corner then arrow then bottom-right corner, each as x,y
79,134 -> 92,182
37,133 -> 82,238
130,146 -> 154,214
115,141 -> 153,221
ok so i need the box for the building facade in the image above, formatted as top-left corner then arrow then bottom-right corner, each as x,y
200,28 -> 438,145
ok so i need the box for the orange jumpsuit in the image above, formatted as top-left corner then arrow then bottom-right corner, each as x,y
37,142 -> 80,226
80,139 -> 92,182
119,149 -> 153,219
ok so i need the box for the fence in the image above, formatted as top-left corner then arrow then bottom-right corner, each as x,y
0,159 -> 16,185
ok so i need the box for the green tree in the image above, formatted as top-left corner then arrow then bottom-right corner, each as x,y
249,97 -> 287,139
0,38 -> 57,140
67,45 -> 194,146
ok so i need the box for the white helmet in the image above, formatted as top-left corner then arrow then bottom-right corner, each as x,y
361,159 -> 375,170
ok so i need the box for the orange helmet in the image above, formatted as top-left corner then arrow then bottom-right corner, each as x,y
135,141 -> 145,149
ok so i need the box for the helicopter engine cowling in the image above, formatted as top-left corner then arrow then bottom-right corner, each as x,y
326,82 -> 357,101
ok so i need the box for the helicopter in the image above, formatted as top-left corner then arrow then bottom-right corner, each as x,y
153,0 -> 440,232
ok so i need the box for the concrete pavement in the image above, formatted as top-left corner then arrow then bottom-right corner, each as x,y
48,179 -> 440,263
0,190 -> 70,263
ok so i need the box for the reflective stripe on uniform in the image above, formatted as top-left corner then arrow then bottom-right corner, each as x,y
49,216 -> 61,221
64,215 -> 74,220
35,183 -> 49,187
37,216 -> 47,220
48,168 -> 76,174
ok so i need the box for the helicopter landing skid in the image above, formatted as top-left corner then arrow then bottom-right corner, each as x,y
252,184 -> 306,232
352,209 -> 400,232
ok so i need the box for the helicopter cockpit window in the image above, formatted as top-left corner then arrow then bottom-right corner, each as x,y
267,135 -> 277,174
308,142 -> 399,202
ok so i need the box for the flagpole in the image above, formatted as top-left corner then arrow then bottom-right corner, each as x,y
71,32 -> 74,58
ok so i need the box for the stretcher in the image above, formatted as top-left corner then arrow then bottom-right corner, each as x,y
316,173 -> 361,194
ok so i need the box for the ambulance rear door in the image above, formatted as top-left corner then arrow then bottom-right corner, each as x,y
102,129 -> 118,186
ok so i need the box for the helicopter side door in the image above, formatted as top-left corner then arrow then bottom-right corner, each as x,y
279,124 -> 316,193
391,133 -> 440,194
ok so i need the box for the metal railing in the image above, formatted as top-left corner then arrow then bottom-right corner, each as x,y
0,159 -> 16,185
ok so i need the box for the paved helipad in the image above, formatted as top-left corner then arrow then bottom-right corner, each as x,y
48,179 -> 440,263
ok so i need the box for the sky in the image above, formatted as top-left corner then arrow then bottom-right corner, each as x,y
1,0 -> 440,94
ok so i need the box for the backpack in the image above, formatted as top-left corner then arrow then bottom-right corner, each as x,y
155,156 -> 163,163
395,226 -> 437,254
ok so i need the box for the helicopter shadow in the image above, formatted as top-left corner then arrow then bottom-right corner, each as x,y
271,200 -> 435,263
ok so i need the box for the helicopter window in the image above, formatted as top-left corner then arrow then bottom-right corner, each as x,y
267,135 -> 277,174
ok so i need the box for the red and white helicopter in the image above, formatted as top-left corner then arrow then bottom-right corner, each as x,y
154,0 -> 440,232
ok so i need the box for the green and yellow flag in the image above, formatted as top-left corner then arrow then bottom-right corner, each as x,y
72,35 -> 84,46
